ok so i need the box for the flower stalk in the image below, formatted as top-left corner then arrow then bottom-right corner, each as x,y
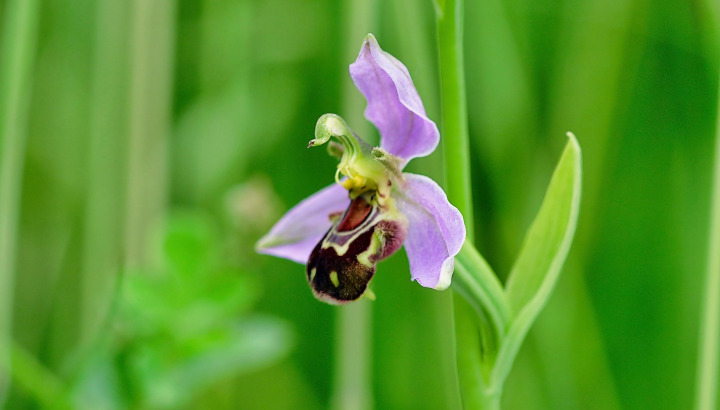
436,0 -> 474,233
0,0 -> 40,402
435,0 -> 502,408
694,69 -> 720,410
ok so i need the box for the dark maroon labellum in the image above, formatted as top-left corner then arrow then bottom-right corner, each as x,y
306,193 -> 407,304
307,226 -> 377,304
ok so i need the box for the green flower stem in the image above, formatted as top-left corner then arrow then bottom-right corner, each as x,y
436,0 -> 473,234
436,0 -> 496,408
125,0 -> 174,267
454,300 -> 501,410
694,70 -> 720,410
80,0 -> 129,352
452,245 -> 510,409
0,0 -> 40,402
332,301 -> 373,410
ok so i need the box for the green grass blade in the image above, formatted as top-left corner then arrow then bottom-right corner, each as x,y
493,133 -> 582,390
0,342 -> 72,410
125,0 -> 175,267
0,0 -> 40,402
694,71 -> 720,410
80,0 -> 130,352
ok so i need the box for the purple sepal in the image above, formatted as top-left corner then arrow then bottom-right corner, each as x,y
395,173 -> 466,289
349,34 -> 440,165
256,183 -> 349,264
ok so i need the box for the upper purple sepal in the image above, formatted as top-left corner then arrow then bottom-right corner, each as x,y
349,34 -> 440,165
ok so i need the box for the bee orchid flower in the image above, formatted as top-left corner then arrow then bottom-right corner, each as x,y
256,34 -> 466,304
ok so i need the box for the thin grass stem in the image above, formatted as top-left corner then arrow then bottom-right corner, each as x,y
694,69 -> 720,410
435,0 -> 495,408
436,0 -> 473,236
80,0 -> 130,352
0,0 -> 40,402
125,0 -> 175,267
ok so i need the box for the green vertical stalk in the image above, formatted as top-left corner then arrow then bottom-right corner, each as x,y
436,0 -> 497,408
80,0 -> 130,350
0,0 -> 40,403
694,70 -> 720,410
436,0 -> 473,232
331,1 -> 376,409
125,0 -> 175,267
455,301 -> 500,410
332,301 -> 373,410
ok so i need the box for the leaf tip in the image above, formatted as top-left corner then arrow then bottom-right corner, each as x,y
565,131 -> 583,174
565,131 -> 580,149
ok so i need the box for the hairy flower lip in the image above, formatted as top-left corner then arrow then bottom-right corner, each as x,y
306,192 -> 409,304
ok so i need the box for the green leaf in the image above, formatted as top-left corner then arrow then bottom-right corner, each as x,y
161,211 -> 220,279
453,242 -> 511,348
492,133 -> 582,390
1,342 -> 73,410
141,317 -> 293,408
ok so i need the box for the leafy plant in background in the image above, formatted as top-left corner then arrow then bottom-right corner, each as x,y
106,212 -> 292,408
77,212 -> 292,409
256,19 -> 582,408
3,212 -> 292,409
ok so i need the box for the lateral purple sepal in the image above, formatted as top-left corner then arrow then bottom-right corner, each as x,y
395,173 -> 466,289
256,183 -> 349,264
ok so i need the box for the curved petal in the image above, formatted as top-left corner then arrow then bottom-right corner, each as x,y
256,183 -> 349,264
395,173 -> 466,289
349,34 -> 440,164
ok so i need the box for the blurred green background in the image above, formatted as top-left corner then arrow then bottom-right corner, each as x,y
1,0 -> 718,409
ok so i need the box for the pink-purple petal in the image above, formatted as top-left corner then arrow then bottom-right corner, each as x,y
349,34 -> 440,164
395,173 -> 466,289
256,183 -> 349,264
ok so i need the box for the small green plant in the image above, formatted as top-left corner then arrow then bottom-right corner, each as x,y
75,212 -> 292,409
